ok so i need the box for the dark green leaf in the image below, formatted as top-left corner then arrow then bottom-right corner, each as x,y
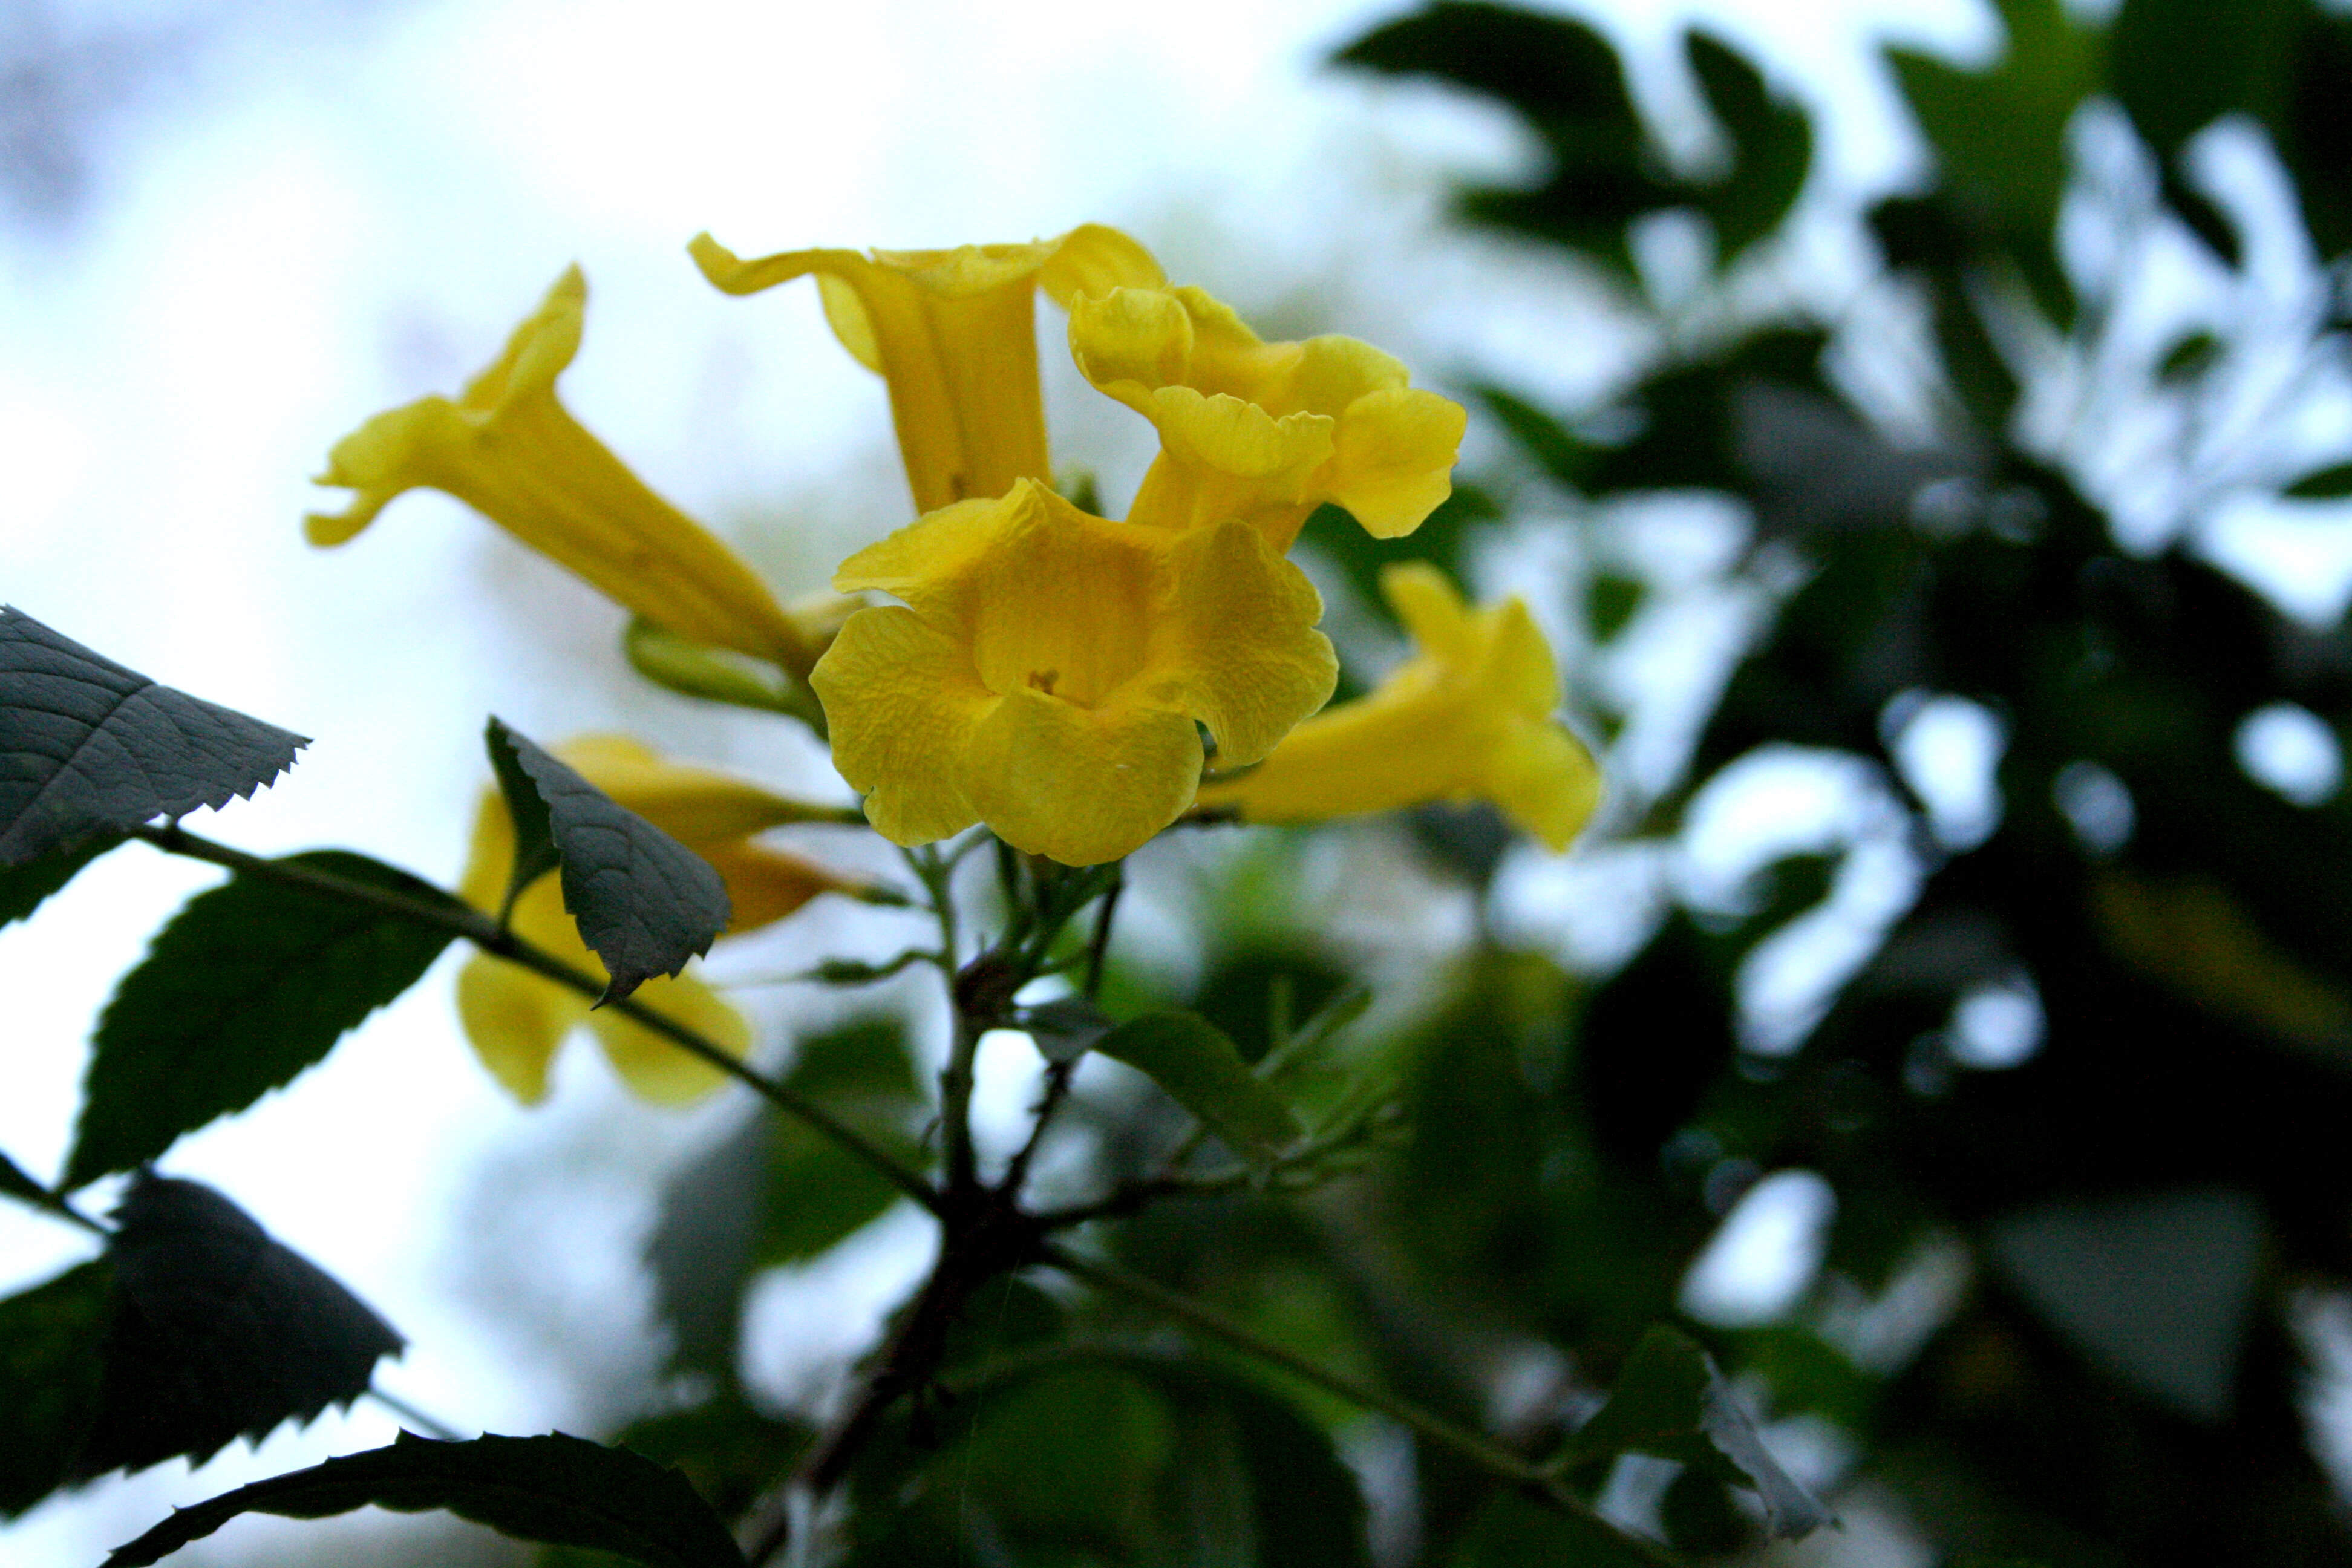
2284,462 -> 2352,500
1554,1324 -> 1830,1539
484,718 -> 729,1004
1091,1013 -> 1305,1172
73,1175 -> 403,1481
0,830 -> 122,928
611,1396 -> 811,1522
102,1430 -> 748,1568
1587,572 -> 1648,642
0,1259 -> 108,1518
65,851 -> 465,1188
0,606 -> 307,867
485,717 -> 564,923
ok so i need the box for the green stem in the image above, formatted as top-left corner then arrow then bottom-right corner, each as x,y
132,823 -> 940,1215
1039,1247 -> 1676,1566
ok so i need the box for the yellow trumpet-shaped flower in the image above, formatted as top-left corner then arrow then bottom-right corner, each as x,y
309,267 -> 811,674
691,226 -> 1163,515
456,735 -> 864,1103
812,478 -> 1338,866
1069,284 -> 1467,554
1196,564 -> 1601,852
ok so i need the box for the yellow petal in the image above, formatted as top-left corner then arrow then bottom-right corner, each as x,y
309,268 -> 807,671
456,952 -> 587,1105
1154,520 -> 1337,767
1070,282 -> 1464,551
692,227 -> 1161,515
811,603 -> 991,846
958,684 -> 1204,865
705,842 -> 865,932
1326,388 -> 1466,540
587,967 -> 754,1104
1196,566 -> 1599,852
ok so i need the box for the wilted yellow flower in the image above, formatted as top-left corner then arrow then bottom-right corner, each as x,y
691,226 -> 1163,515
309,267 -> 811,674
1068,284 -> 1466,552
812,479 -> 1336,866
1196,564 -> 1600,851
456,735 -> 864,1103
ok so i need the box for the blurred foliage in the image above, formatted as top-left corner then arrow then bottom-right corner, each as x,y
544,0 -> 2352,1558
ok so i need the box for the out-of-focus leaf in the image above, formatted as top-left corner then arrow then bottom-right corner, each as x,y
645,1019 -> 919,1376
65,851 -> 465,1189
1553,1324 -> 1831,1539
0,606 -> 306,867
100,1431 -> 748,1568
72,1174 -> 403,1481
484,718 -> 729,1004
846,1350 -> 1368,1567
2109,0 -> 2295,165
1988,1187 -> 2262,1420
1441,1487 -> 1665,1568
2283,462 -> 2352,500
1334,2 -> 1658,270
1885,0 -> 2099,319
1869,196 -> 2025,427
0,830 -> 122,928
0,1259 -> 108,1518
0,1149 -> 53,1212
1092,1013 -> 1305,1172
612,1396 -> 810,1521
1022,995 -> 1115,1063
2156,331 -> 2224,383
1687,31 -> 1812,263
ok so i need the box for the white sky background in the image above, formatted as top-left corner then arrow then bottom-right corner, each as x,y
0,0 -> 2011,1560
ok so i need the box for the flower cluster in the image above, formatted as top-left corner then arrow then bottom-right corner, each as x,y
310,224 -> 1601,1101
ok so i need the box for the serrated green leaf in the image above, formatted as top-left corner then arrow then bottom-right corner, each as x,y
65,850 -> 464,1188
2284,462 -> 2352,500
1092,1013 -> 1304,1172
0,1259 -> 108,1518
0,607 -> 307,867
74,1174 -> 403,1481
102,1430 -> 748,1568
0,830 -> 123,928
484,719 -> 729,1004
1553,1324 -> 1829,1540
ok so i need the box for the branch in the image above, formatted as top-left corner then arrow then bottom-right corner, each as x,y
1039,1247 -> 1678,1567
133,823 -> 940,1214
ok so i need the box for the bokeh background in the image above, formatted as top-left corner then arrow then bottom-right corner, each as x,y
11,0 -> 2352,1563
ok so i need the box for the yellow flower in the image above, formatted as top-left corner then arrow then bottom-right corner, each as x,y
1068,284 -> 1466,553
812,478 -> 1337,866
309,267 -> 812,674
456,735 -> 864,1103
1195,564 -> 1601,852
690,226 -> 1163,515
